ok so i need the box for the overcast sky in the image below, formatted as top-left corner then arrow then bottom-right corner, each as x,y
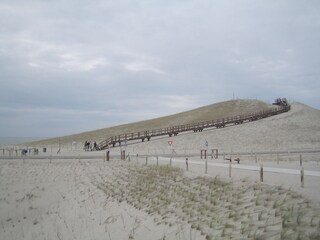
1,0 -> 320,138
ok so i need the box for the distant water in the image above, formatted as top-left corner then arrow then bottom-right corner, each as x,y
0,137 -> 46,145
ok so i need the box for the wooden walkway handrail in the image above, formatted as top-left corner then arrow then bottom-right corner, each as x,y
97,105 -> 290,150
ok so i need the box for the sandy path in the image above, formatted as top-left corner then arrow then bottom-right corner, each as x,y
163,158 -> 320,176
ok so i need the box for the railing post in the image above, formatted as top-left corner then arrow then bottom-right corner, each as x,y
186,158 -> 189,171
106,151 -> 110,161
200,149 -> 207,159
300,167 -> 304,188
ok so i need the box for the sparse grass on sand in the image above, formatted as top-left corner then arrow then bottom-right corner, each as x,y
24,99 -> 273,147
98,162 -> 320,240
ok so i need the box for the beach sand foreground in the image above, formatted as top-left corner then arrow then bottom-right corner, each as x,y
1,156 -> 320,240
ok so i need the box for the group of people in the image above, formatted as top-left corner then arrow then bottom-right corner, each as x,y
84,141 -> 98,151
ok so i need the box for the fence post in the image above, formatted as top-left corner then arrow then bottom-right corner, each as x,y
255,154 -> 257,163
229,161 -> 231,178
146,155 -> 148,165
277,153 -> 279,165
136,153 -> 138,162
301,167 -> 304,188
186,158 -> 189,171
121,150 -> 126,160
106,151 -> 110,161
156,156 -> 159,166
300,154 -> 302,166
260,164 -> 263,182
78,154 -> 80,163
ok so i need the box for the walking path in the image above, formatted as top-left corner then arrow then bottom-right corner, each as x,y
159,157 -> 320,177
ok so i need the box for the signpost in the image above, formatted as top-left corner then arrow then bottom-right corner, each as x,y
201,140 -> 209,159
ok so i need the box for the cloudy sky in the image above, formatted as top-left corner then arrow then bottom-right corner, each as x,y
1,0 -> 319,138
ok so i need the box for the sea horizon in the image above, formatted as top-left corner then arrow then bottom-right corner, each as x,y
0,137 -> 48,145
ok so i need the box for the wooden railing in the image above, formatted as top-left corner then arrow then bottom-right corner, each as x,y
97,105 -> 290,150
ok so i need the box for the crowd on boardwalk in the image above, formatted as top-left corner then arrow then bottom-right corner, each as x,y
84,141 -> 98,151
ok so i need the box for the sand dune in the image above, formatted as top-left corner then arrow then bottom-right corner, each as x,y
125,103 -> 320,155
23,99 -> 275,148
1,100 -> 320,239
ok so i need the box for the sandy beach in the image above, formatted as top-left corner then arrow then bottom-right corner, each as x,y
0,155 -> 319,240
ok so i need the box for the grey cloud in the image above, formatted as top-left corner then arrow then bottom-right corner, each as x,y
0,0 -> 319,138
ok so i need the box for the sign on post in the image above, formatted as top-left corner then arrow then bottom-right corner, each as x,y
204,140 -> 208,149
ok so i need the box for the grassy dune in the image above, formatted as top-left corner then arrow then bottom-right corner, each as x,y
26,99 -> 273,147
98,162 -> 320,239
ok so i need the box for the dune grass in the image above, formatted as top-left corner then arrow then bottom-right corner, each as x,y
97,162 -> 320,239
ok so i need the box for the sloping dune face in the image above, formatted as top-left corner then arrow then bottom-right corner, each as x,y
25,99 -> 274,147
129,102 -> 320,154
23,99 -> 320,154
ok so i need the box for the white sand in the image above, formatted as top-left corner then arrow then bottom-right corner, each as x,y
0,159 -> 204,240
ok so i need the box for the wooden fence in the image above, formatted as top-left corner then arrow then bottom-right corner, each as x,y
97,105 -> 291,150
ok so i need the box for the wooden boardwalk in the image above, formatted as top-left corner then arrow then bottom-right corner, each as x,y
97,105 -> 291,150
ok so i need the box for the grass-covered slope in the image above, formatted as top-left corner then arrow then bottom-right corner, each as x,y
26,99 -> 273,147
